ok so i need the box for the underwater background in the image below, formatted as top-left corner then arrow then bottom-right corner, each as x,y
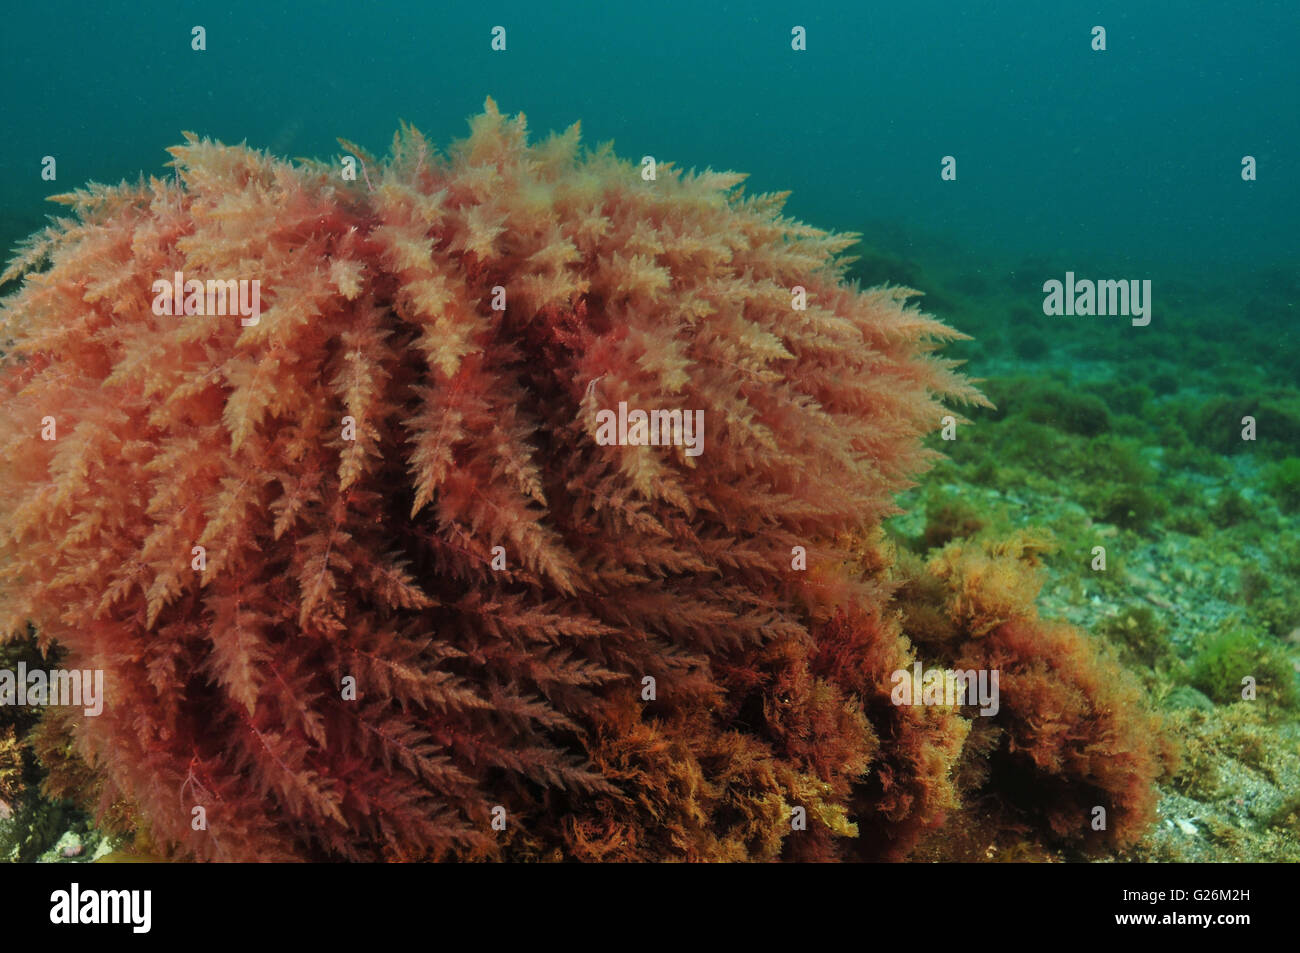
0,0 -> 1296,861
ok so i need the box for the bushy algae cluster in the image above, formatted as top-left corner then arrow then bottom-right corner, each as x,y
0,101 -> 1173,862
857,231 -> 1300,861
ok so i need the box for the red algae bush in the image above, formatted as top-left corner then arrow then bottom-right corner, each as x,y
0,100 -> 1169,861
